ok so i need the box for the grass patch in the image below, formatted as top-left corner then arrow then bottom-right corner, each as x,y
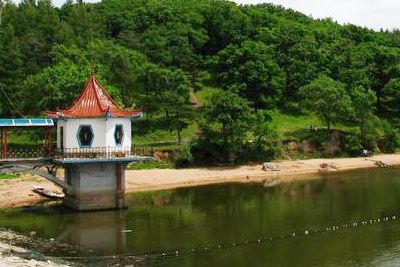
195,86 -> 219,106
267,109 -> 321,136
128,160 -> 174,170
267,109 -> 358,139
7,129 -> 45,145
132,116 -> 198,145
0,173 -> 20,180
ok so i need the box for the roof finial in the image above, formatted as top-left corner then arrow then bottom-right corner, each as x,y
90,63 -> 96,77
105,105 -> 111,120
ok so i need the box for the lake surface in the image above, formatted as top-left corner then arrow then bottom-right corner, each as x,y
2,168 -> 400,266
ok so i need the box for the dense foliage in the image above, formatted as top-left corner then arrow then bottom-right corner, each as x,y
2,0 -> 400,163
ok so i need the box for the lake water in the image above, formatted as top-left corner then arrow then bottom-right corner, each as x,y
2,168 -> 400,266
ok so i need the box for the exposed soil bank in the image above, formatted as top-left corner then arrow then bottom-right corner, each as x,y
0,154 -> 399,209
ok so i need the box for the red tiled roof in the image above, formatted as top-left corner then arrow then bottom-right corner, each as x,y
46,75 -> 142,119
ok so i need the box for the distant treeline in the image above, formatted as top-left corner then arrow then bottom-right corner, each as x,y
2,0 -> 400,163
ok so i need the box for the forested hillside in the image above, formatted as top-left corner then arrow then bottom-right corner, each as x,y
2,0 -> 400,164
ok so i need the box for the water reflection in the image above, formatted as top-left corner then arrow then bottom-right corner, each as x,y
1,169 -> 400,266
58,210 -> 127,255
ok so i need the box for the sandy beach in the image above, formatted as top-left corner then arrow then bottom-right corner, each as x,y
0,154 -> 399,209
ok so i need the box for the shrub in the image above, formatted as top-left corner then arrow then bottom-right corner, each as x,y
174,145 -> 194,167
190,137 -> 226,165
236,124 -> 281,163
378,126 -> 400,153
343,134 -> 363,156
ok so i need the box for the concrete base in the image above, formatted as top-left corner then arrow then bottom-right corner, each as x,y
63,162 -> 126,211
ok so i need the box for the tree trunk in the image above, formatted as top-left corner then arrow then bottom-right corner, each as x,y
222,123 -> 229,162
222,123 -> 227,147
360,115 -> 366,147
177,128 -> 182,144
165,110 -> 170,127
325,117 -> 331,141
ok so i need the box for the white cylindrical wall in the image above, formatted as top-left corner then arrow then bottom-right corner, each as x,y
105,118 -> 132,148
56,118 -> 132,150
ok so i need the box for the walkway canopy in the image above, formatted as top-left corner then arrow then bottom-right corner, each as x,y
0,118 -> 54,160
0,118 -> 54,127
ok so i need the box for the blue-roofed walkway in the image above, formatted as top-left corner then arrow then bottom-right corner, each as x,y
0,118 -> 54,161
0,118 -> 54,127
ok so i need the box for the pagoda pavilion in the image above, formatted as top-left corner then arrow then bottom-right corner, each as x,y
46,75 -> 144,210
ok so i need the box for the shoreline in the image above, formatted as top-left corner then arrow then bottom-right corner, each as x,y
124,154 -> 398,193
0,154 -> 399,209
0,230 -> 69,267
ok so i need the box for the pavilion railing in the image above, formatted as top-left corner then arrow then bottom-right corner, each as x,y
0,145 -> 154,160
53,146 -> 154,160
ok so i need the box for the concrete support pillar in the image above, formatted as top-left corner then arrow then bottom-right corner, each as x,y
63,162 -> 127,211
115,163 -> 125,209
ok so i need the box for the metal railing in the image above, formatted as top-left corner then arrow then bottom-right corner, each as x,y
54,146 -> 154,160
131,145 -> 154,157
0,146 -> 50,159
54,146 -> 131,159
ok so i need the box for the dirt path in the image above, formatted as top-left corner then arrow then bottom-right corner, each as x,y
0,154 -> 399,209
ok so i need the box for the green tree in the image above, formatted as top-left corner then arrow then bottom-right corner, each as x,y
138,65 -> 193,141
59,1 -> 105,46
0,23 -> 23,116
249,111 -> 281,161
299,75 -> 353,132
19,60 -> 121,115
103,0 -> 207,71
201,90 -> 253,161
381,78 -> 400,121
199,0 -> 252,54
85,40 -> 149,108
11,0 -> 73,74
0,23 -> 22,88
169,101 -> 194,143
210,40 -> 286,110
350,86 -> 377,146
